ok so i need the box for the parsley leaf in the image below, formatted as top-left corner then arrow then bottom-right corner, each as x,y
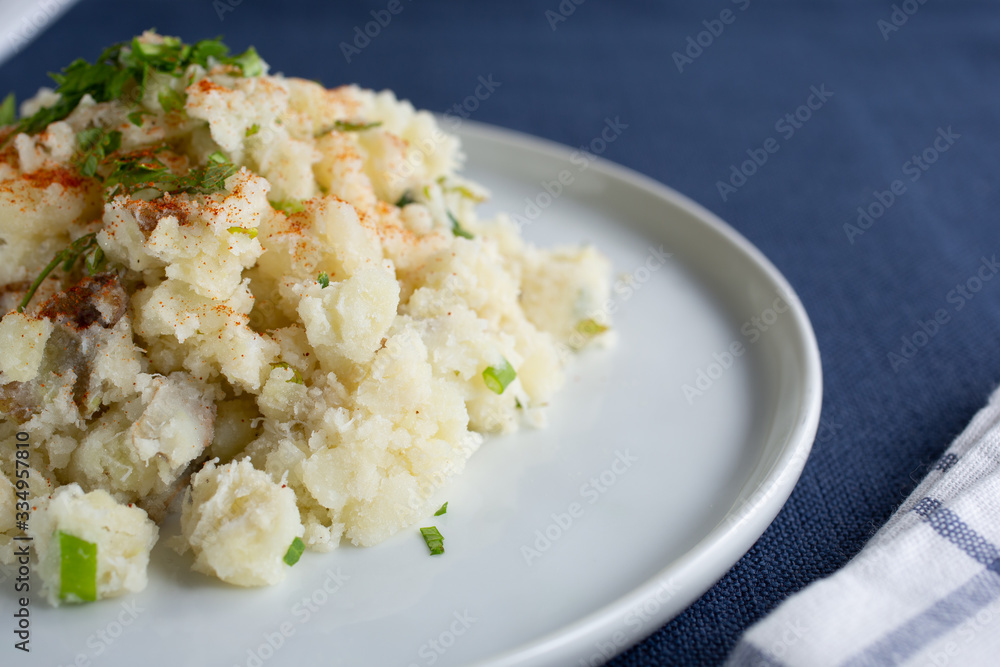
127,110 -> 152,127
18,233 -> 107,313
177,150 -> 239,195
75,128 -> 122,178
317,272 -> 330,288
105,148 -> 238,200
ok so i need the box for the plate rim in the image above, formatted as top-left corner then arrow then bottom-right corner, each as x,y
450,118 -> 824,666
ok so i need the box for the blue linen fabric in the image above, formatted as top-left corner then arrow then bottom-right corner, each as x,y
2,1 -> 998,664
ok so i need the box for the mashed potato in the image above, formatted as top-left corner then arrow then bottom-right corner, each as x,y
0,31 -> 613,603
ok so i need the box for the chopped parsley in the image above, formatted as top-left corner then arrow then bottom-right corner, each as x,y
245,123 -> 260,137
282,537 -> 305,566
271,199 -> 305,215
105,149 -> 238,199
434,502 -> 448,517
18,233 -> 106,313
75,128 -> 122,178
270,361 -> 304,384
317,272 -> 330,288
228,46 -> 264,77
482,358 -> 516,395
59,532 -> 98,602
447,211 -> 474,240
0,92 -> 15,126
420,526 -> 444,555
126,109 -> 152,127
315,120 -> 382,136
10,33 -> 264,137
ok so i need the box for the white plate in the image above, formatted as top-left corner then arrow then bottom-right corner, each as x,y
11,120 -> 822,667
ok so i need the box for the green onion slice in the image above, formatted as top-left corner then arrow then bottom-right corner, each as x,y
0,93 -> 16,126
434,502 -> 448,517
315,120 -> 382,136
271,199 -> 305,215
420,526 -> 444,555
482,358 -> 516,395
228,226 -> 257,239
447,211 -> 474,240
283,537 -> 305,566
395,191 -> 416,208
270,361 -> 304,384
59,531 -> 97,602
576,318 -> 609,336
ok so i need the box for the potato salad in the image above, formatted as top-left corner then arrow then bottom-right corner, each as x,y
0,32 -> 612,605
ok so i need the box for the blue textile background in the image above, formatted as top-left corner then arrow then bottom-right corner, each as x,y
3,1 -> 999,664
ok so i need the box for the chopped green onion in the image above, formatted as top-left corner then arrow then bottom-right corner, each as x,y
316,120 -> 382,136
245,123 -> 260,137
270,361 -> 304,384
230,46 -> 264,77
576,318 -> 609,336
447,211 -> 474,240
283,537 -> 305,566
59,531 -> 97,602
451,184 -> 485,202
395,191 -> 416,208
437,177 -> 485,202
420,526 -> 444,555
434,502 -> 448,517
482,358 -> 516,395
227,226 -> 257,239
0,93 -> 16,126
317,272 -> 330,288
271,199 -> 305,215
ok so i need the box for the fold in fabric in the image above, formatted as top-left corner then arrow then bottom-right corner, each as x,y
726,387 -> 1000,667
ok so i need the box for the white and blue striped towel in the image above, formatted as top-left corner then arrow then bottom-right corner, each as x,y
727,386 -> 1000,667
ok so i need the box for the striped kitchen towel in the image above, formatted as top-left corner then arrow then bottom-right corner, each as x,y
727,386 -> 1000,667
